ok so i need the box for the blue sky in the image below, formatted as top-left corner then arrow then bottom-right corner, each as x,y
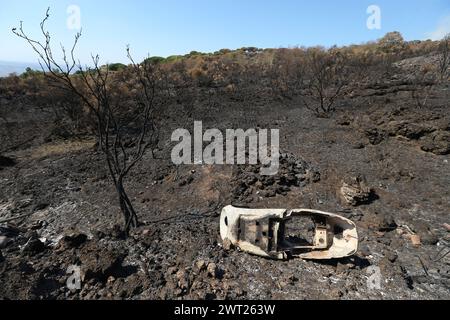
0,0 -> 449,64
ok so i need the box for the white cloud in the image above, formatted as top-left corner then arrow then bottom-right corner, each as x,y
426,14 -> 450,40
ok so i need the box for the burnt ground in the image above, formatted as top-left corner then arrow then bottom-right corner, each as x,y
0,59 -> 449,300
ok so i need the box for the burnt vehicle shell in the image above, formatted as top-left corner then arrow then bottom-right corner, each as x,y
220,205 -> 358,260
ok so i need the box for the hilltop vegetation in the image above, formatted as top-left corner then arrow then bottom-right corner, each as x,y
2,31 -> 448,114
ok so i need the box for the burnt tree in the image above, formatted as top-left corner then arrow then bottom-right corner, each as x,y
302,48 -> 354,116
13,8 -> 165,234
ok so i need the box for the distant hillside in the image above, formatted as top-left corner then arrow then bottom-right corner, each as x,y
0,61 -> 41,77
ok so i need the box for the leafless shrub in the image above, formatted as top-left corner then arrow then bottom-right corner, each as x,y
170,60 -> 197,119
301,48 -> 355,116
411,35 -> 449,108
411,63 -> 436,108
267,48 -> 306,99
437,34 -> 450,81
13,8 -> 167,234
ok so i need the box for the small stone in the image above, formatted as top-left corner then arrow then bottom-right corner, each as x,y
222,238 -> 233,251
0,236 -> 11,249
261,189 -> 276,198
22,237 -> 45,255
235,287 -> 245,297
352,142 -> 365,149
195,260 -> 206,271
340,175 -> 373,206
386,251 -> 398,263
336,262 -> 352,273
33,203 -> 49,211
337,116 -> 351,126
207,263 -> 218,278
167,266 -> 178,275
359,244 -> 371,257
255,181 -> 264,190
420,130 -> 450,155
175,269 -> 189,290
287,274 -> 299,283
30,220 -> 46,230
421,232 -> 439,245
59,233 -> 88,248
410,234 -> 421,246
80,247 -> 125,281
176,269 -> 185,279
330,288 -> 344,298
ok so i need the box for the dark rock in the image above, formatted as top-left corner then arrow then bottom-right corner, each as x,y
33,203 -> 49,211
437,119 -> 450,131
336,116 -> 351,126
359,244 -> 371,257
207,262 -> 218,278
178,175 -> 194,187
0,225 -> 21,237
336,262 -> 353,273
378,214 -> 397,232
411,221 -> 439,245
30,220 -> 47,230
260,189 -> 276,198
58,233 -> 88,249
420,131 -> 450,155
401,124 -> 430,140
386,251 -> 398,263
421,233 -> 439,245
231,153 -> 319,202
19,261 -> 35,274
109,225 -> 125,239
22,237 -> 46,255
385,121 -> 430,140
92,230 -> 106,240
365,128 -> 386,145
307,170 -> 321,183
0,155 -> 16,167
0,236 -> 11,249
361,211 -> 396,232
140,228 -> 160,248
286,274 -> 299,283
276,185 -> 290,195
340,175 -> 375,206
352,141 -> 366,149
80,245 -> 127,282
